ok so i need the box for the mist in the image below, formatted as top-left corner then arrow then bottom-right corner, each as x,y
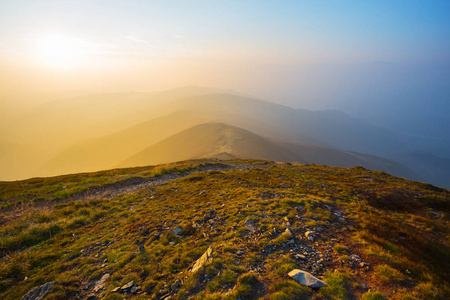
1,1 -> 449,187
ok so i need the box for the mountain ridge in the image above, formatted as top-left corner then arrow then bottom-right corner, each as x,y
118,122 -> 419,180
1,87 -> 448,188
0,159 -> 448,299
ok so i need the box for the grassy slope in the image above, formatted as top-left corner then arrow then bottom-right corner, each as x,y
0,159 -> 449,300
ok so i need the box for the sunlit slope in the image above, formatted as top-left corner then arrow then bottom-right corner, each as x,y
39,93 -> 404,177
118,122 -> 417,179
118,123 -> 302,167
38,108 -> 275,176
0,160 -> 448,299
0,87 -> 222,180
37,111 -> 209,176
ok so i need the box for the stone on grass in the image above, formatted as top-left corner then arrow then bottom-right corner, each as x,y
171,279 -> 182,291
283,228 -> 293,238
93,273 -> 110,292
191,246 -> 213,273
21,281 -> 57,300
171,227 -> 182,235
121,281 -> 134,293
244,219 -> 255,233
288,269 -> 327,288
305,231 -> 316,241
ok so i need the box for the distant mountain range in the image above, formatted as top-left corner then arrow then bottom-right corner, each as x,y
1,87 -> 448,188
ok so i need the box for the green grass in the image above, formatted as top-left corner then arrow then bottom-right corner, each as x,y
373,265 -> 404,285
270,281 -> 310,300
0,159 -> 449,300
361,291 -> 386,300
320,270 -> 353,299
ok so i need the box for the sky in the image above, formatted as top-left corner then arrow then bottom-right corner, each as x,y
1,0 -> 449,134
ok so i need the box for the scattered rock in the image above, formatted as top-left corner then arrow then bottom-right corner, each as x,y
171,227 -> 182,235
203,210 -> 216,222
317,259 -> 326,266
295,254 -> 306,260
305,231 -> 316,241
171,279 -> 182,291
139,244 -> 145,253
288,269 -> 327,288
111,287 -> 120,293
130,286 -> 138,294
191,246 -> 213,273
93,273 -> 110,292
283,228 -> 294,238
236,250 -> 245,255
21,281 -> 57,300
121,281 -> 134,293
192,220 -> 202,228
428,210 -> 440,219
244,219 -> 255,233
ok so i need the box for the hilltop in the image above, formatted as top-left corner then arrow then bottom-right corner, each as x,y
0,159 -> 448,299
2,87 -> 449,188
118,122 -> 417,181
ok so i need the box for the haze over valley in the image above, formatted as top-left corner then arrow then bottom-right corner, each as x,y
0,86 -> 447,188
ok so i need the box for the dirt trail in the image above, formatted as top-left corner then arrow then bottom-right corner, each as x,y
0,162 -> 263,225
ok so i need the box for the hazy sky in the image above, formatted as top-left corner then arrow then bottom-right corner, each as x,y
1,0 -> 449,124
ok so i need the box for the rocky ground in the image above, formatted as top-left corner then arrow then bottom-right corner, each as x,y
0,159 -> 448,299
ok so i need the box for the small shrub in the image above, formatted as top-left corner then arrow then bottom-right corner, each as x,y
270,281 -> 309,300
333,244 -> 348,254
269,257 -> 297,277
320,270 -> 353,299
361,291 -> 386,300
374,264 -> 404,285
414,282 -> 444,299
234,273 -> 261,299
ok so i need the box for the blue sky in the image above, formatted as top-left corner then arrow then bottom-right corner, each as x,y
1,0 -> 449,64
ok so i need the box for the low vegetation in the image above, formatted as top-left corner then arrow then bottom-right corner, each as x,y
0,159 -> 448,299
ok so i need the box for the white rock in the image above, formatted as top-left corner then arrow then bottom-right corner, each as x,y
191,246 -> 213,273
288,269 -> 327,288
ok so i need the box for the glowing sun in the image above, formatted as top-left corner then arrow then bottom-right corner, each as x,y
36,34 -> 87,69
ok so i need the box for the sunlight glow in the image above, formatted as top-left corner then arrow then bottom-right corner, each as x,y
35,34 -> 88,69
